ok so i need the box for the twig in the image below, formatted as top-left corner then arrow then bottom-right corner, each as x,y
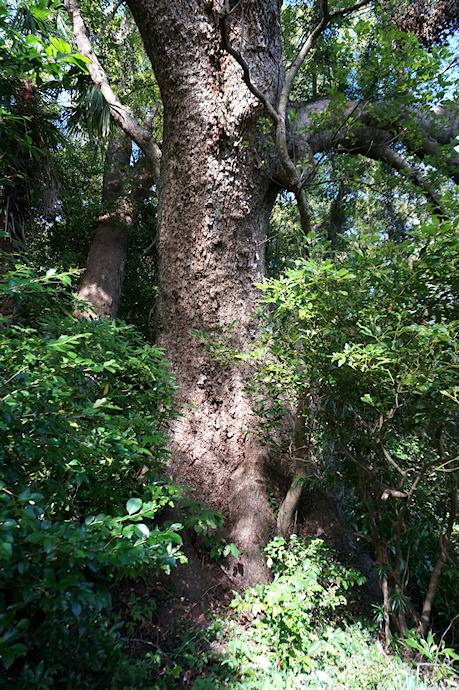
95,0 -> 124,40
220,564 -> 242,586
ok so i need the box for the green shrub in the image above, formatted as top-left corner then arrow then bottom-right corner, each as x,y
230,537 -> 366,675
215,213 -> 459,641
219,537 -> 444,689
0,262 -> 185,686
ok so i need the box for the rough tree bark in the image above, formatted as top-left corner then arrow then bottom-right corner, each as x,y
74,134 -> 154,318
125,0 -> 283,584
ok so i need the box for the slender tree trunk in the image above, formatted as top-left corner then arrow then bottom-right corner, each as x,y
418,471 -> 458,636
277,395 -> 317,538
381,574 -> 391,647
127,0 -> 283,584
75,134 -> 134,318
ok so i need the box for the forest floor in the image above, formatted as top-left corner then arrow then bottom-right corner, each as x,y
112,489 -> 393,688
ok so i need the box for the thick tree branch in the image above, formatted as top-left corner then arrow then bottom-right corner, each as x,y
293,99 -> 459,185
338,128 -> 449,217
63,0 -> 161,182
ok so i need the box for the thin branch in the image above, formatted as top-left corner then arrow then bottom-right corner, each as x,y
141,235 -> 157,259
63,0 -> 161,182
381,487 -> 408,500
219,2 -> 278,124
373,145 -> 449,219
144,103 -> 158,131
440,55 -> 458,76
342,528 -> 373,543
440,615 -> 459,643
379,439 -> 406,479
278,1 -> 330,118
96,0 -> 125,40
418,469 -> 458,635
330,0 -> 372,19
434,423 -> 445,460
334,437 -> 376,478
1,367 -> 27,388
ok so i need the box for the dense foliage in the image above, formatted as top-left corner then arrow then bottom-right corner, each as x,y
230,209 -> 459,646
149,537 -> 458,688
0,0 -> 90,243
0,262 -> 185,686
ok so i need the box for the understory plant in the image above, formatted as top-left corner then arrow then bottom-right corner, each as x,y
239,213 -> 459,646
218,536 -> 435,689
200,210 -> 459,649
0,260 -> 185,687
231,537 -> 366,671
139,536 -> 457,689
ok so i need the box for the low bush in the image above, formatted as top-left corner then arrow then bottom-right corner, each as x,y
0,261 -> 185,686
210,537 -> 456,689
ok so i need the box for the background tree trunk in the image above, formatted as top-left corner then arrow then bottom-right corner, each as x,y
75,134 -> 134,318
127,0 -> 283,584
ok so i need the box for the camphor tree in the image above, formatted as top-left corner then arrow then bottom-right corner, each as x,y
62,0 -> 459,584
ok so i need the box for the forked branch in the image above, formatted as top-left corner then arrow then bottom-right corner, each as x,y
220,0 -> 372,236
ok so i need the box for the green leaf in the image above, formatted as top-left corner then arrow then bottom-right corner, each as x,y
0,542 -> 12,562
229,543 -> 240,558
25,34 -> 42,45
43,537 -> 55,554
49,36 -> 71,55
71,602 -> 82,617
134,523 -> 150,539
126,498 -> 142,515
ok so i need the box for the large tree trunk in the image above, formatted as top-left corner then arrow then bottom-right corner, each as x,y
127,0 -> 283,584
65,0 -> 459,594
